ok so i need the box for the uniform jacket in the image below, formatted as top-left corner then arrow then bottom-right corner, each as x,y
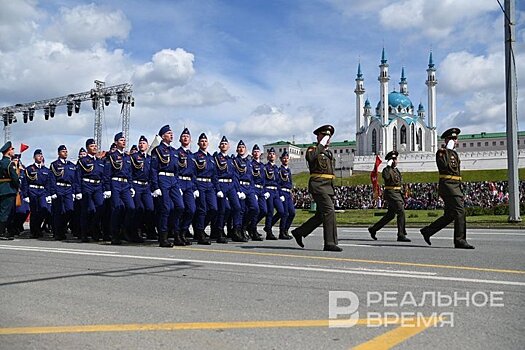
0,156 -> 19,196
21,163 -> 51,198
49,159 -> 78,195
306,144 -> 335,196
382,165 -> 403,202
76,155 -> 110,191
436,148 -> 462,197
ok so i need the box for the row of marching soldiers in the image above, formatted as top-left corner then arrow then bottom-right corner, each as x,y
0,125 -> 296,247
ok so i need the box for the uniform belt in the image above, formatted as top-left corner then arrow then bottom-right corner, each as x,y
159,172 -> 175,177
0,178 -> 11,183
196,177 -> 211,182
240,181 -> 251,186
265,185 -> 277,190
439,175 -> 462,181
29,184 -> 45,189
132,180 -> 148,185
218,178 -> 232,183
254,184 -> 263,189
281,188 -> 291,193
384,186 -> 401,190
56,182 -> 72,187
82,178 -> 101,184
310,173 -> 335,179
178,176 -> 192,181
111,177 -> 128,182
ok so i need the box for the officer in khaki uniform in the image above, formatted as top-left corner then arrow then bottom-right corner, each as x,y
0,141 -> 19,240
291,125 -> 342,252
368,151 -> 410,242
420,128 -> 474,249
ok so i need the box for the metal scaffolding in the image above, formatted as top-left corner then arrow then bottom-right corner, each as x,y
0,80 -> 133,150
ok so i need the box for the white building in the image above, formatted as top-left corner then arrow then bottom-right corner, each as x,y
355,49 -> 438,156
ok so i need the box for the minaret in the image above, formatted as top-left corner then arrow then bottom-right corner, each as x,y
417,102 -> 425,119
399,67 -> 408,96
354,62 -> 365,134
378,48 -> 389,155
425,51 -> 438,153
364,98 -> 371,127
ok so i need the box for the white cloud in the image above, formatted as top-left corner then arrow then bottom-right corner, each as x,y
0,0 -> 40,51
46,3 -> 131,49
133,49 -> 195,88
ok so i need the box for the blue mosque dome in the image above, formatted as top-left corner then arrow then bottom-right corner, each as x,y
388,91 -> 412,109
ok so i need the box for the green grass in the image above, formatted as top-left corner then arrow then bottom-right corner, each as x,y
292,209 -> 525,228
292,168 -> 525,188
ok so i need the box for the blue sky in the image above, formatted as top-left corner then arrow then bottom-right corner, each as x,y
0,0 -> 524,163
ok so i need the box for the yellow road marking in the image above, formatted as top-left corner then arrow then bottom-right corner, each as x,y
177,247 -> 525,275
352,316 -> 440,350
0,318 -> 392,335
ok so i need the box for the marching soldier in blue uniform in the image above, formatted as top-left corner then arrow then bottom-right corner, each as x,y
106,132 -> 138,245
49,145 -> 77,240
150,125 -> 185,247
0,142 -> 19,240
234,140 -> 261,241
175,128 -> 197,245
420,128 -> 474,249
263,147 -> 287,240
130,135 -> 156,241
248,145 -> 266,239
77,138 -> 109,242
272,151 -> 294,239
21,149 -> 52,238
192,133 -> 216,245
368,151 -> 410,242
213,136 -> 244,242
69,147 -> 87,239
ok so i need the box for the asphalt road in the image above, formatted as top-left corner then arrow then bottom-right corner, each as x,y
1,227 -> 524,350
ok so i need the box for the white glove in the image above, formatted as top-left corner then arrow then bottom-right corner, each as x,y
103,191 -> 112,199
75,193 -> 82,200
237,192 -> 246,200
51,194 -> 58,200
72,193 -> 76,200
23,197 -> 30,203
179,189 -> 183,195
263,192 -> 270,200
255,195 -> 258,201
152,189 -> 162,197
193,190 -> 200,198
280,195 -> 285,202
446,139 -> 455,150
130,188 -> 135,197
320,135 -> 330,146
217,191 -> 224,198
45,196 -> 52,204
387,159 -> 393,167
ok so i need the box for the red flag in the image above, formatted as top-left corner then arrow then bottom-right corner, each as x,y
20,143 -> 29,153
370,155 -> 382,199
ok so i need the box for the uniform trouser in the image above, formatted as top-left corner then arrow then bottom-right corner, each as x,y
216,182 -> 241,229
272,192 -> 295,232
194,183 -> 218,231
0,195 -> 16,231
132,183 -> 154,234
253,187 -> 267,226
241,187 -> 259,230
52,187 -> 74,237
178,180 -> 196,231
294,191 -> 338,246
80,183 -> 104,238
28,190 -> 51,236
370,193 -> 406,236
422,195 -> 466,243
264,189 -> 286,231
110,180 -> 135,238
157,184 -> 184,234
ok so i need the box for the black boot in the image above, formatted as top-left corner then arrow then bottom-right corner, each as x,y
264,227 -> 277,240
159,232 -> 173,248
0,222 -> 12,240
231,227 -> 248,242
279,229 -> 292,240
397,235 -> 411,242
196,229 -> 211,245
173,231 -> 186,246
180,230 -> 191,245
249,228 -> 263,241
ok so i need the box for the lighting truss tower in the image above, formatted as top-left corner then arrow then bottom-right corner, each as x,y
1,81 -> 133,150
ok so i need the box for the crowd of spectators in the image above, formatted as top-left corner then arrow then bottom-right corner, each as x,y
292,181 -> 525,210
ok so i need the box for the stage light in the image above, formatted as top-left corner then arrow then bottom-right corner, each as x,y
74,99 -> 81,113
49,104 -> 56,118
130,97 -> 135,107
23,110 -> 28,123
44,107 -> 50,120
28,107 -> 34,121
104,93 -> 111,106
67,101 -> 73,116
117,91 -> 123,104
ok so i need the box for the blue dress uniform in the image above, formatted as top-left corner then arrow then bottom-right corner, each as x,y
21,149 -> 52,238
213,136 -> 244,242
263,148 -> 287,240
150,125 -> 185,247
233,141 -> 261,241
130,136 -> 156,240
192,133 -> 216,245
77,139 -> 109,242
272,151 -> 295,239
249,144 -> 266,237
176,128 -> 196,243
49,145 -> 77,240
0,142 -> 19,240
106,132 -> 137,245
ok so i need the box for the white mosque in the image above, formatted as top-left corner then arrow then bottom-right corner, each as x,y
355,49 -> 438,156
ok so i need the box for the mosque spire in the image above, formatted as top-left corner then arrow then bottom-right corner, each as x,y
357,62 -> 363,79
428,51 -> 434,69
381,47 -> 387,64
